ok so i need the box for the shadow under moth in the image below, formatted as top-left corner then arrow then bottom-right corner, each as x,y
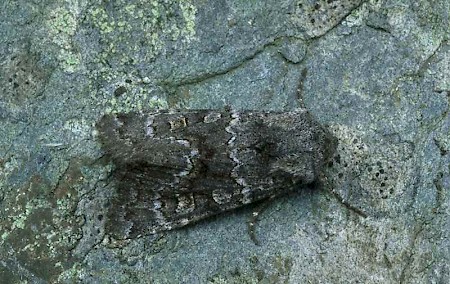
96,109 -> 337,240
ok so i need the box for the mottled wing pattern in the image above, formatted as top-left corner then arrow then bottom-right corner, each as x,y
96,109 -> 337,239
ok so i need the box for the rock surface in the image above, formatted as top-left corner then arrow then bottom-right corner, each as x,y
0,0 -> 448,283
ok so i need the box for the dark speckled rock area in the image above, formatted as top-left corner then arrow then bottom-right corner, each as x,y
0,0 -> 449,283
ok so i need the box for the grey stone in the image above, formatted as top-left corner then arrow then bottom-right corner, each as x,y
0,0 -> 449,283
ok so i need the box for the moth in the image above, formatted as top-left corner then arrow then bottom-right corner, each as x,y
96,109 -> 337,240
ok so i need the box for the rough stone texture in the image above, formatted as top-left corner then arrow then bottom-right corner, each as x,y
0,0 -> 448,283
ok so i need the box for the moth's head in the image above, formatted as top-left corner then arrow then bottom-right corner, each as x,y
260,117 -> 337,186
269,154 -> 316,185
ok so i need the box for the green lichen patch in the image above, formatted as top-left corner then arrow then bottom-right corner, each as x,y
94,74 -> 168,113
105,90 -> 168,113
0,157 -> 94,282
45,6 -> 82,73
0,155 -> 20,191
84,0 -> 197,67
0,176 -> 73,281
46,7 -> 78,48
